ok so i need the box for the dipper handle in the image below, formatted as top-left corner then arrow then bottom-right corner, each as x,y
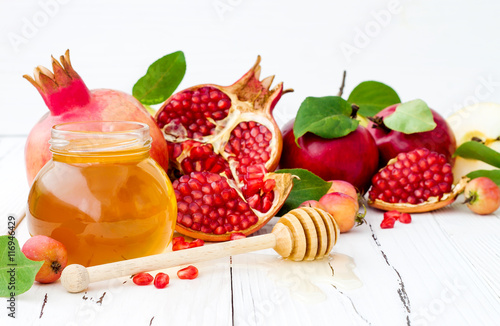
61,207 -> 338,293
61,224 -> 292,293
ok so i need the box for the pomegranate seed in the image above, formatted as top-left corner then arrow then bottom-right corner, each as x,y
133,272 -> 154,286
189,239 -> 205,248
380,217 -> 396,229
230,232 -> 246,240
384,210 -> 401,220
172,236 -> 185,246
154,273 -> 170,289
178,266 -> 199,280
173,241 -> 190,251
399,213 -> 412,224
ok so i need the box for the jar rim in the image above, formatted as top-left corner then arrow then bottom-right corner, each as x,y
50,121 -> 152,156
52,121 -> 149,134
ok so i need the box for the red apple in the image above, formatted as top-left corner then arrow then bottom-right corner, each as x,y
22,235 -> 68,284
279,119 -> 379,192
464,177 -> 500,215
367,104 -> 456,166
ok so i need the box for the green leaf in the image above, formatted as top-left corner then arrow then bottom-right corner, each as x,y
293,96 -> 359,144
347,81 -> 401,117
133,51 -> 186,105
0,236 -> 43,297
466,170 -> 500,185
454,141 -> 500,168
383,99 -> 437,134
275,169 -> 331,216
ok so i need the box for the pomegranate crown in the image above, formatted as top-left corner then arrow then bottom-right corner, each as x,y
229,56 -> 292,113
23,50 -> 91,114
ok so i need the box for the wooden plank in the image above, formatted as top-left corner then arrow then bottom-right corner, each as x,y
231,208 -> 500,326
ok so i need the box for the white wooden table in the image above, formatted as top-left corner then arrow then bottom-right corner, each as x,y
2,0 -> 500,324
1,136 -> 499,326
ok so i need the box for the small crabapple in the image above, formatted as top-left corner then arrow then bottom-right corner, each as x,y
21,235 -> 68,283
319,192 -> 363,233
464,177 -> 500,215
327,180 -> 358,201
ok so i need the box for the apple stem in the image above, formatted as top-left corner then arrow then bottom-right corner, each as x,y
337,70 -> 347,97
463,191 -> 477,205
350,104 -> 360,119
355,196 -> 367,226
367,116 -> 391,133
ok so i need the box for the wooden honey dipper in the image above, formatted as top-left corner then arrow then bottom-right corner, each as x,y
61,207 -> 339,293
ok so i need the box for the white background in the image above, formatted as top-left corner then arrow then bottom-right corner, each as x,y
1,0 -> 500,136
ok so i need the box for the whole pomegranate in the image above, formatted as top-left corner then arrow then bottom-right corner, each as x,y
279,119 -> 379,192
367,104 -> 456,166
24,50 -> 168,185
154,57 -> 294,241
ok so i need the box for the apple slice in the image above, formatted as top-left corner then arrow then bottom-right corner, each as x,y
446,102 -> 500,183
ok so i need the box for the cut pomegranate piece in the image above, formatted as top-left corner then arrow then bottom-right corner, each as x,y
368,148 -> 468,213
155,58 -> 294,241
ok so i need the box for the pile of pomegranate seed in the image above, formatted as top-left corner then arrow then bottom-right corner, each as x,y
369,148 -> 453,205
380,210 -> 412,229
172,236 -> 205,251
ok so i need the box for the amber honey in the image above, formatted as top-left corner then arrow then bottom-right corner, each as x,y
27,121 -> 177,267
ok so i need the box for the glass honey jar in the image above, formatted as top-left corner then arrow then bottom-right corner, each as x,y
27,121 -> 177,267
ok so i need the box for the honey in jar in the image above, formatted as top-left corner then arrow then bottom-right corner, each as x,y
27,121 -> 177,267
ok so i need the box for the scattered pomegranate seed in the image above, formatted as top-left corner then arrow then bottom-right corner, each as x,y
177,265 -> 199,280
383,210 -> 401,220
132,272 -> 154,286
380,217 -> 396,229
153,273 -> 170,289
172,241 -> 190,251
230,232 -> 247,240
189,239 -> 205,248
399,213 -> 412,224
172,236 -> 186,246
